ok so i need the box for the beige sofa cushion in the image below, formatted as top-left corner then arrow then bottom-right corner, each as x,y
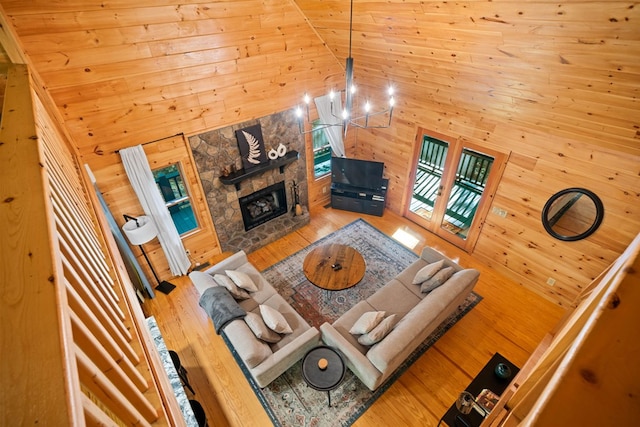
224,319 -> 272,368
189,270 -> 219,295
367,279 -> 421,317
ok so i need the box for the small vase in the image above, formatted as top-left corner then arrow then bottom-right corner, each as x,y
494,363 -> 512,379
276,143 -> 287,157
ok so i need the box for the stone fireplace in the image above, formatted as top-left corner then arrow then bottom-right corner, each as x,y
188,110 -> 310,254
239,181 -> 287,231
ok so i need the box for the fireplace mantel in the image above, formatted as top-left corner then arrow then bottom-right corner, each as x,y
220,150 -> 299,190
189,111 -> 309,254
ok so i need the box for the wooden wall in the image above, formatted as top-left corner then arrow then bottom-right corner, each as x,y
298,1 -> 640,307
91,134 -> 221,280
1,1 -> 638,306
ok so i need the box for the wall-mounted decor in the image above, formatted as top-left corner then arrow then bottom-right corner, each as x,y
541,187 -> 604,241
236,124 -> 268,170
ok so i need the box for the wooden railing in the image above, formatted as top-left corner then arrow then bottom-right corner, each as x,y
483,231 -> 640,426
1,65 -> 184,425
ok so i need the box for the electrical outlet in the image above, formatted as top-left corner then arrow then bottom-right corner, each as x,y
322,186 -> 327,194
546,277 -> 556,286
492,206 -> 508,218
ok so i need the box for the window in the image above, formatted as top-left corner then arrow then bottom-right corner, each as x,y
312,119 -> 332,178
153,163 -> 198,235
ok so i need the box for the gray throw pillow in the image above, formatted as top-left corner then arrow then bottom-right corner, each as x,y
420,266 -> 455,293
244,311 -> 282,343
213,274 -> 250,300
357,314 -> 397,346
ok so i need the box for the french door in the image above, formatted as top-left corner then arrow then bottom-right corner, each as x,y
405,129 -> 507,252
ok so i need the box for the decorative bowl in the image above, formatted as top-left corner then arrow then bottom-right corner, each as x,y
494,362 -> 512,379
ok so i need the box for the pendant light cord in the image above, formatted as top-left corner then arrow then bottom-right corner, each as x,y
348,0 -> 353,58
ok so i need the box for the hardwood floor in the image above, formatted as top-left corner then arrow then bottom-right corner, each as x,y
142,205 -> 565,426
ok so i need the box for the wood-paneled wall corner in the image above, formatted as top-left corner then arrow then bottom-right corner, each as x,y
89,134 -> 221,284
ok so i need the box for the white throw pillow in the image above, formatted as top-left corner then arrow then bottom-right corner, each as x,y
213,274 -> 250,300
412,259 -> 445,285
420,266 -> 455,293
259,304 -> 293,334
358,314 -> 397,346
244,311 -> 282,343
349,311 -> 386,335
226,269 -> 258,292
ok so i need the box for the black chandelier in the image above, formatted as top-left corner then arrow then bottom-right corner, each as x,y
296,0 -> 395,136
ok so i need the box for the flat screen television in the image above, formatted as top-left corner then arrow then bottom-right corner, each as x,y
331,157 -> 384,191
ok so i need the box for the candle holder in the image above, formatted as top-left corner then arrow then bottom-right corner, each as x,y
318,358 -> 328,370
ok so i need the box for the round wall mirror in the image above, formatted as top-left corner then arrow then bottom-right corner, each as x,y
541,188 -> 604,241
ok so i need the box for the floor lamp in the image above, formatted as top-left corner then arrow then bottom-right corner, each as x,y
122,214 -> 176,294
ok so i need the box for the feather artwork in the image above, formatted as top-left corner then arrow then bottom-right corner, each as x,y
236,124 -> 267,169
243,130 -> 261,165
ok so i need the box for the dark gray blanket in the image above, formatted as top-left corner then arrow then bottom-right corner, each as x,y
199,286 -> 246,334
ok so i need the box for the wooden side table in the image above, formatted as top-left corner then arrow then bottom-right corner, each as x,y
301,346 -> 346,407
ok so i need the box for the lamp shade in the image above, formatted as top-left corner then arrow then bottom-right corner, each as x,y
122,215 -> 158,245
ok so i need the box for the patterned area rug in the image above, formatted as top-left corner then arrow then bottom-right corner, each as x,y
230,219 -> 482,426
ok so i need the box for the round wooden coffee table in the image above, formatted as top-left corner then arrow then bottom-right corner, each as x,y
302,243 -> 366,291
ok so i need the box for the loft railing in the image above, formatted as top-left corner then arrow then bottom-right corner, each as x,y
1,64 -> 184,425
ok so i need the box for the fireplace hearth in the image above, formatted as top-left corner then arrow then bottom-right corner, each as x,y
240,181 -> 287,231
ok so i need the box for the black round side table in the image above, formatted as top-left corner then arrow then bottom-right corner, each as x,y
301,345 -> 346,407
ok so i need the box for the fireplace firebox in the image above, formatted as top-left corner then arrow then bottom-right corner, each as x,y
239,181 -> 288,231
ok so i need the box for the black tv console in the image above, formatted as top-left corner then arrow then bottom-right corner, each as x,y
330,179 -> 388,217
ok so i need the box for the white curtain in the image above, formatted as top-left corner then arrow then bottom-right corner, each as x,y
119,145 -> 191,276
314,94 -> 345,157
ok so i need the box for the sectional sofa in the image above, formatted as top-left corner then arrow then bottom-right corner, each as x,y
320,246 -> 480,391
189,251 -> 320,388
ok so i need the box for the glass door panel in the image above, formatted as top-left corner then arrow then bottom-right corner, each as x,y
405,129 -> 507,252
439,148 -> 494,239
408,135 -> 449,224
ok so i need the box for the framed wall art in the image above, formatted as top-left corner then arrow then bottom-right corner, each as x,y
235,124 -> 268,170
